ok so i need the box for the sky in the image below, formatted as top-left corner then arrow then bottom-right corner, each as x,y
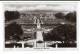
4,3 -> 77,12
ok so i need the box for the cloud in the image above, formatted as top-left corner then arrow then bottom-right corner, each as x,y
4,4 -> 76,12
5,6 -> 18,11
18,6 -> 36,11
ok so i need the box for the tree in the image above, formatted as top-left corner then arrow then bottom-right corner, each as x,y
5,22 -> 23,41
13,34 -> 21,41
54,24 -> 76,43
43,28 -> 59,41
55,12 -> 65,19
43,24 -> 76,43
65,11 -> 76,22
5,11 -> 20,21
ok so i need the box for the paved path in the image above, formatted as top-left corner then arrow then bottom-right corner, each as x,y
36,19 -> 44,47
36,19 -> 43,42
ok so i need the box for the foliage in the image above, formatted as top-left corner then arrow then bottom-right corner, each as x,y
5,11 -> 20,21
65,11 -> 76,22
55,12 -> 65,19
5,22 -> 23,41
43,24 -> 76,42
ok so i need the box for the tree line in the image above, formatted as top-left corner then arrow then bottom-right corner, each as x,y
43,24 -> 76,43
5,11 -> 23,41
55,11 -> 76,22
5,11 -> 20,21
